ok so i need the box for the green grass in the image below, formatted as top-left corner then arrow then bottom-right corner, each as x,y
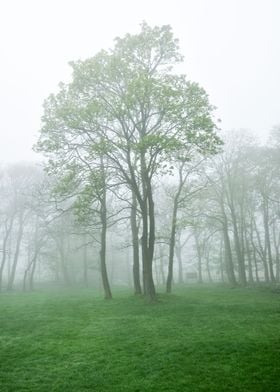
0,285 -> 280,391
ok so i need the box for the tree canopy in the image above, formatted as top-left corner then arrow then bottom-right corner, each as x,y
36,22 -> 222,299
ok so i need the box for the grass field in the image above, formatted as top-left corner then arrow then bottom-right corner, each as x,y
0,285 -> 280,391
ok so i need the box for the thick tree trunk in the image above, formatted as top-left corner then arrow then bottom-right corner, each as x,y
139,151 -> 156,301
130,193 -> 141,295
140,201 -> 156,300
99,161 -> 112,300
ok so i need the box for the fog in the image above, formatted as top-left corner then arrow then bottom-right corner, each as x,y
1,0 -> 280,295
1,0 -> 280,163
1,3 -> 280,390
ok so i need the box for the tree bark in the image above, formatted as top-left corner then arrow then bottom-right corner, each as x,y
99,159 -> 112,300
139,151 -> 156,301
130,193 -> 142,295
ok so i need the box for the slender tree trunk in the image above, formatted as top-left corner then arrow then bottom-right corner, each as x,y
222,222 -> 237,286
226,183 -> 246,285
232,217 -> 247,286
220,239 -> 225,282
141,205 -> 149,295
29,253 -> 38,291
245,231 -> 254,284
175,245 -> 184,284
100,209 -> 112,299
252,248 -> 260,283
147,186 -> 156,299
7,213 -> 24,291
272,223 -> 280,282
253,216 -> 269,282
166,199 -> 178,293
58,238 -> 70,286
263,198 -> 275,282
194,233 -> 203,283
205,250 -> 213,283
159,245 -> 166,285
249,220 -> 259,283
83,237 -> 88,287
23,244 -> 32,291
29,218 -> 41,291
0,216 -> 14,291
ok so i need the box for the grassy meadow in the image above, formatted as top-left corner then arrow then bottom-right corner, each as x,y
0,285 -> 280,391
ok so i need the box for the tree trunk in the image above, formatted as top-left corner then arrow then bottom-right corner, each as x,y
220,240 -> 225,283
232,216 -> 247,286
205,250 -> 213,283
222,221 -> 237,286
253,216 -> 269,282
166,199 -> 178,293
130,193 -> 142,295
83,238 -> 88,287
7,213 -> 24,291
263,198 -> 275,282
29,253 -> 39,291
245,231 -> 254,284
175,245 -> 184,284
194,233 -> 203,283
99,160 -> 112,300
159,245 -> 166,285
0,216 -> 14,291
139,151 -> 156,301
272,222 -> 280,282
58,238 -> 70,286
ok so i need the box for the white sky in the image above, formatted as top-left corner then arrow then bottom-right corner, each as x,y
0,0 -> 279,163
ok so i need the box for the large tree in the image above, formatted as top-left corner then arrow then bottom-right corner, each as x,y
36,23 -> 221,300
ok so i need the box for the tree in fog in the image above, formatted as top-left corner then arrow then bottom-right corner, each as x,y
36,23 -> 221,300
164,156 -> 208,292
0,164 -> 44,291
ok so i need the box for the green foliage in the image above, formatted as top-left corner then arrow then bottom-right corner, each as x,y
35,22 -> 222,186
0,286 -> 280,391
